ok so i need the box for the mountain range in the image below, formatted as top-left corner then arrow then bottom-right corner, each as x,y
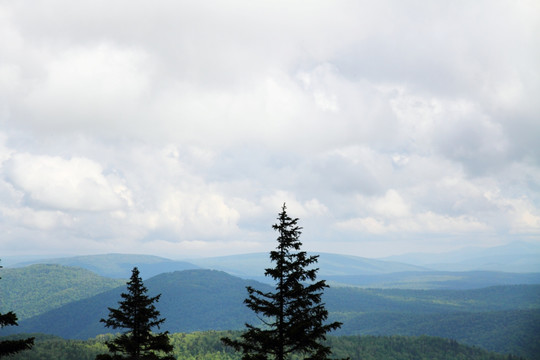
1,264 -> 539,358
2,244 -> 540,358
382,241 -> 540,273
7,250 -> 540,289
9,253 -> 199,279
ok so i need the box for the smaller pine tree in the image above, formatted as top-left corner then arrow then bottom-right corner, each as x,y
96,267 -> 174,360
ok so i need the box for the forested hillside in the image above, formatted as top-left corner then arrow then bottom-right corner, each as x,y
0,332 -> 529,360
5,270 -> 263,338
3,268 -> 538,357
0,264 -> 125,319
336,309 -> 540,356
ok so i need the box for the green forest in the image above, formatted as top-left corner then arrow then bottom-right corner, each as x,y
0,331 -> 529,360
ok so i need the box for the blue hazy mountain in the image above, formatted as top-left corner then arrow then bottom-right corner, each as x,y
11,253 -> 200,279
381,241 -> 540,273
9,252 -> 427,281
187,252 -> 428,279
9,250 -> 540,288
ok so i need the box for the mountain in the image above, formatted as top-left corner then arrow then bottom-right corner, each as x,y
188,252 -> 428,279
188,252 -> 540,288
4,269 -> 266,339
382,241 -> 540,273
325,270 -> 540,289
10,253 -> 200,279
9,247 -> 539,287
4,269 -> 539,357
0,264 -> 125,320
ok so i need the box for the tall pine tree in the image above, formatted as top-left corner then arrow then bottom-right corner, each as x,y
0,261 -> 34,358
222,203 -> 343,360
96,267 -> 174,360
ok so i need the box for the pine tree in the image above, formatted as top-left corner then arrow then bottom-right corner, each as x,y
222,203 -> 343,360
0,261 -> 34,358
96,267 -> 174,360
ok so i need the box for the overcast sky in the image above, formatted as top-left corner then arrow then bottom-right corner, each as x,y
0,0 -> 539,259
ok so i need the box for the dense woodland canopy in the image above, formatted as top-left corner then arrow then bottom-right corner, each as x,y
0,332 -> 530,360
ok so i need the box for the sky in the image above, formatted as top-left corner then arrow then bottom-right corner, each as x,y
0,0 -> 539,260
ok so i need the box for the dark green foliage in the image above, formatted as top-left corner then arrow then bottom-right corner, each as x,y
0,332 -> 528,360
97,267 -> 174,360
0,264 -> 126,320
0,261 -> 34,358
326,335 -> 528,360
0,312 -> 34,358
0,334 -> 107,360
223,204 -> 342,360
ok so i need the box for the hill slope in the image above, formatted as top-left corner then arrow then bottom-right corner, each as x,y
4,269 -> 265,339
0,264 -> 125,320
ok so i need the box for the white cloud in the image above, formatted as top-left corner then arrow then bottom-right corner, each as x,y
337,211 -> 487,235
19,43 -> 151,135
0,0 -> 539,258
1,207 -> 73,230
5,153 -> 128,211
371,189 -> 410,218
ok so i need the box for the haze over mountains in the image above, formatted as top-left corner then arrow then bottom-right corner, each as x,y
382,241 -> 540,273
10,253 -> 199,279
6,241 -> 539,287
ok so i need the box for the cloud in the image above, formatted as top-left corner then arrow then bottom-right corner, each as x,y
338,212 -> 488,235
0,0 -> 539,258
5,153 -> 128,211
18,43 -> 151,135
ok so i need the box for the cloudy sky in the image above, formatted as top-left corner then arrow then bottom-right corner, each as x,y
0,0 -> 539,259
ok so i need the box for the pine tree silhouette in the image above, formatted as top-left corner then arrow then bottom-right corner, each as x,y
223,203 -> 343,360
96,267 -> 174,360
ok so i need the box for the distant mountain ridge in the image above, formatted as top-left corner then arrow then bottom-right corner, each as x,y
381,241 -> 540,273
9,250 -> 540,289
11,253 -> 200,279
187,252 -> 428,279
